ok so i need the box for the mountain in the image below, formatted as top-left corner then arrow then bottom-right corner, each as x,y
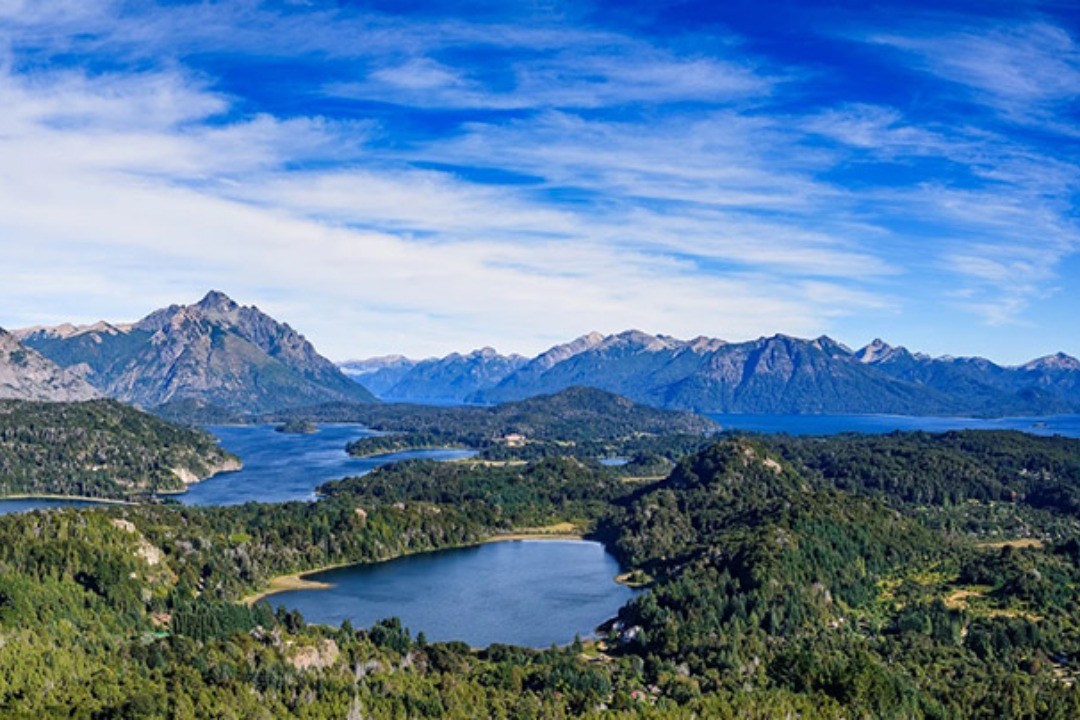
856,339 -> 1080,415
410,331 -> 1080,416
340,347 -> 529,403
381,348 -> 528,403
338,355 -> 418,397
0,328 -> 100,401
17,291 -> 376,414
470,331 -> 958,414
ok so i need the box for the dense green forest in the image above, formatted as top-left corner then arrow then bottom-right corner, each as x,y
263,386 -> 717,463
1,429 -> 1079,716
0,399 -> 239,499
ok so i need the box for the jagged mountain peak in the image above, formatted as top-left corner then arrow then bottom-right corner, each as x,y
195,290 -> 239,312
856,338 -> 912,364
19,293 -> 375,413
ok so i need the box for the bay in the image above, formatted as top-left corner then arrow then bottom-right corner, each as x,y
271,539 -> 637,649
178,424 -> 475,506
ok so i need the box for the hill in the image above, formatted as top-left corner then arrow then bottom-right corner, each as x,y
0,399 -> 240,498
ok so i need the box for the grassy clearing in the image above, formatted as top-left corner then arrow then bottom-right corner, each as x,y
976,538 -> 1044,550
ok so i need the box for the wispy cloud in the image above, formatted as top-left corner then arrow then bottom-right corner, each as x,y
869,21 -> 1080,126
0,1 -> 1077,362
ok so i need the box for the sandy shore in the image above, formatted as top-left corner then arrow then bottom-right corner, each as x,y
242,568 -> 338,605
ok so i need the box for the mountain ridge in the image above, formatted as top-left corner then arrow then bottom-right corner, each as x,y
344,331 -> 1080,416
18,291 -> 376,414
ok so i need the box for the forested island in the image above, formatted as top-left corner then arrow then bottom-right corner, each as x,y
0,427 -> 1078,716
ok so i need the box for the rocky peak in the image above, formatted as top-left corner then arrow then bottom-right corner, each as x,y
601,330 -> 684,353
855,338 -> 916,365
194,290 -> 240,315
531,331 -> 607,369
686,336 -> 727,354
1022,352 -> 1080,372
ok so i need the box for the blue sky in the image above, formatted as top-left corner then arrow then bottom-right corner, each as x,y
0,0 -> 1077,363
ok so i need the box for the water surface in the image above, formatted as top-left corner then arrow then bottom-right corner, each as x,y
272,539 -> 637,648
0,498 -> 110,515
708,413 -> 1080,438
180,424 -> 475,506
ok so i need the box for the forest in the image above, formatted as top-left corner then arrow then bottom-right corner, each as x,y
0,429 -> 1078,717
0,399 -> 238,499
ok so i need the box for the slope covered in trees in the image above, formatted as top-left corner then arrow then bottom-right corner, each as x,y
0,399 -> 239,498
0,430 -> 1078,716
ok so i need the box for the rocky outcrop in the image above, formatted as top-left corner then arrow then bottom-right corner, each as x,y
0,328 -> 100,401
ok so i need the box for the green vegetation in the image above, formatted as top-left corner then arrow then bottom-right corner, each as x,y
323,387 -> 717,469
0,399 -> 238,499
2,428 -> 1080,716
274,419 -> 318,434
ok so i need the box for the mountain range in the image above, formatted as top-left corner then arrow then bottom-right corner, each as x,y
345,331 -> 1080,416
340,348 -> 529,403
8,293 -> 1079,417
14,291 -> 374,415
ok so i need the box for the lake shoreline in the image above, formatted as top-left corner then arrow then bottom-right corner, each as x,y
0,493 -> 133,505
243,530 -> 593,604
346,444 -> 471,460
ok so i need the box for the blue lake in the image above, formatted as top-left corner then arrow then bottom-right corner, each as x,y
178,424 -> 476,506
270,539 -> 637,648
707,413 -> 1080,438
0,424 -> 474,514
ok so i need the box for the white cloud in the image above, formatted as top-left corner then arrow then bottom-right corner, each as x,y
870,22 -> 1080,125
0,2 -> 1076,360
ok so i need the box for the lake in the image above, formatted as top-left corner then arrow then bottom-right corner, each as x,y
270,539 -> 637,648
179,424 -> 476,506
707,413 -> 1080,438
0,423 -> 474,514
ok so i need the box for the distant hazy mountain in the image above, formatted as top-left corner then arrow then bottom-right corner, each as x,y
0,328 -> 101,402
855,339 -> 1080,415
339,355 -> 418,397
341,330 -> 1079,416
475,331 -> 962,414
341,347 -> 529,403
17,291 -> 375,414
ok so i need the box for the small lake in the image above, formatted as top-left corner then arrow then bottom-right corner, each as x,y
271,540 -> 637,648
179,424 -> 476,506
708,413 -> 1080,438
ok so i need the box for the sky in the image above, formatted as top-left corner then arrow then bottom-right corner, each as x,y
0,0 -> 1077,364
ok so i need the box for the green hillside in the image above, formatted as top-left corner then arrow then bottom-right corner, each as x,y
0,399 -> 239,498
